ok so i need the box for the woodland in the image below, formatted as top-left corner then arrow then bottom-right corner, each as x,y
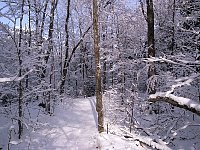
0,0 -> 200,149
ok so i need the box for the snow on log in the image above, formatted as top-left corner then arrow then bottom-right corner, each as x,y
149,92 -> 200,116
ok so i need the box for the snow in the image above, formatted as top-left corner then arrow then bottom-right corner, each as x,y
97,125 -> 171,150
0,77 -> 17,82
0,96 -> 159,150
150,92 -> 200,113
0,69 -> 34,83
98,132 -> 145,150
1,94 -> 200,150
9,140 -> 22,145
12,97 -> 98,150
143,57 -> 200,72
166,73 -> 199,96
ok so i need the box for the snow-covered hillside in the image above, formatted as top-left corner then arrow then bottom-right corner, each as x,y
0,97 -> 147,150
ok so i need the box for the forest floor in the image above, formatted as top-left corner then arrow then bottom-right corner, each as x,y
3,96 -> 199,149
8,97 -> 98,150
1,96 -> 147,150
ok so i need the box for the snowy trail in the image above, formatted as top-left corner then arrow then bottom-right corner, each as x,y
16,97 -> 98,150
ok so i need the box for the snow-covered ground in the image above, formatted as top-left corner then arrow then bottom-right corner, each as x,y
0,97 -> 147,150
2,96 -> 199,150
6,97 -> 98,150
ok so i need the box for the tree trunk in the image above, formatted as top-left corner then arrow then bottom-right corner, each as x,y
18,0 -> 25,139
40,0 -> 49,79
146,0 -> 156,94
25,0 -> 32,88
40,0 -> 49,44
60,0 -> 71,94
45,0 -> 58,113
171,0 -> 176,55
93,0 -> 104,133
44,0 -> 58,66
34,0 -> 39,45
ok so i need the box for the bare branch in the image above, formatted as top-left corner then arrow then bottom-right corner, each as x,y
139,0 -> 147,22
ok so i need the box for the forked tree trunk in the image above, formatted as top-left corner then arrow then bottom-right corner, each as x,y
93,0 -> 104,133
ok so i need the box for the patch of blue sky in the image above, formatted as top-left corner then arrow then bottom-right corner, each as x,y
0,1 -> 28,28
125,0 -> 139,9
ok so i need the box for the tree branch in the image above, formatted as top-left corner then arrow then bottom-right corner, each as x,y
149,93 -> 200,116
139,0 -> 147,22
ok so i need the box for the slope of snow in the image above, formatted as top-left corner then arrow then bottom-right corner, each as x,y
10,97 -> 98,150
97,125 -> 171,150
1,96 -> 172,150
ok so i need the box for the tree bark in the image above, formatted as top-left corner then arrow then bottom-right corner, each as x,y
44,0 -> 58,65
60,0 -> 71,94
40,0 -> 49,44
146,0 -> 156,94
45,0 -> 58,113
93,0 -> 104,133
18,0 -> 25,139
34,0 -> 39,45
39,0 -> 49,79
171,0 -> 176,55
25,0 -> 32,88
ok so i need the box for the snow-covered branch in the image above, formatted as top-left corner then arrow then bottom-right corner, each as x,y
166,73 -> 200,95
149,92 -> 200,116
143,57 -> 200,72
144,57 -> 200,65
0,69 -> 34,83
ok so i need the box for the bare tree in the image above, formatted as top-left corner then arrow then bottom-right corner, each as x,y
45,0 -> 58,113
60,0 -> 71,94
93,0 -> 104,133
44,0 -> 58,66
18,0 -> 25,139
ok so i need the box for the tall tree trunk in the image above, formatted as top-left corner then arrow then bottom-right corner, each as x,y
44,0 -> 58,65
40,0 -> 49,44
93,0 -> 104,133
40,0 -> 49,79
103,58 -> 107,92
147,0 -> 156,94
34,0 -> 39,45
171,0 -> 176,55
18,0 -> 25,139
45,0 -> 58,113
25,0 -> 32,88
78,21 -> 86,96
102,22 -> 107,93
60,0 -> 71,94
